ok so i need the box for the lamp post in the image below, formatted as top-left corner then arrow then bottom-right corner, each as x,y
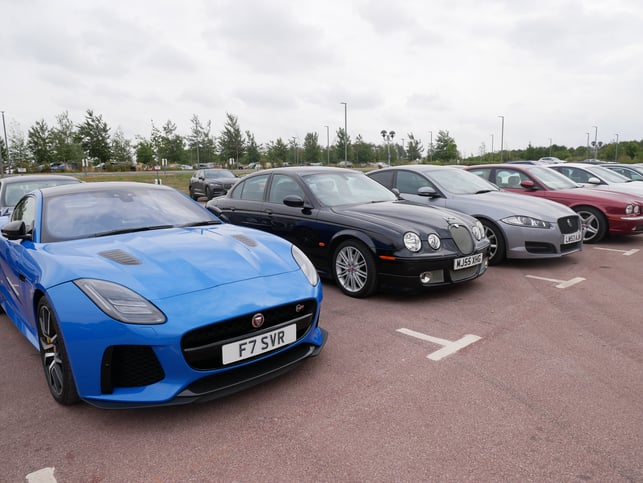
0,111 -> 7,177
498,115 -> 505,163
340,102 -> 347,162
614,133 -> 619,162
586,132 -> 590,160
381,130 -> 395,166
324,125 -> 330,165
490,134 -> 494,161
592,125 -> 598,160
549,138 -> 552,156
428,131 -> 433,163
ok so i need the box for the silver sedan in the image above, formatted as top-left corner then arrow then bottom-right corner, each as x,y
367,165 -> 583,265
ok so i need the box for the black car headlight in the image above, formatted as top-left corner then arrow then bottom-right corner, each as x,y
74,279 -> 166,324
501,216 -> 551,229
292,245 -> 319,286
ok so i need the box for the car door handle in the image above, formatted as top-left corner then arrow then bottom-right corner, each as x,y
264,209 -> 273,215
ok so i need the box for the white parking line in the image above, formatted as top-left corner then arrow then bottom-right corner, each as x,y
525,275 -> 585,288
397,328 -> 481,361
593,247 -> 640,256
26,467 -> 57,483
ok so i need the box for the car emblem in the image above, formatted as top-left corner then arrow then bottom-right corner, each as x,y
251,313 -> 265,328
296,304 -> 304,313
567,219 -> 573,227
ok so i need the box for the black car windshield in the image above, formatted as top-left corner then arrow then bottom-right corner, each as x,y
205,169 -> 235,178
529,167 -> 580,190
425,168 -> 499,194
41,186 -> 219,242
302,171 -> 396,206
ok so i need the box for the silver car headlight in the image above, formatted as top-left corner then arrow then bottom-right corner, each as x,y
292,245 -> 319,286
626,204 -> 640,215
404,232 -> 422,252
501,216 -> 551,229
74,279 -> 166,324
427,233 -> 441,250
472,221 -> 484,240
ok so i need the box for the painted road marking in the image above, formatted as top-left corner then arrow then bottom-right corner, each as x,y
593,247 -> 640,256
525,275 -> 585,288
397,328 -> 481,361
26,467 -> 57,483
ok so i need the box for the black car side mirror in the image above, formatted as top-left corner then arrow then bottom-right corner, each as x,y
283,195 -> 305,208
1,220 -> 32,241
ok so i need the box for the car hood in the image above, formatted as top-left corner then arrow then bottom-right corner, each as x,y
447,191 -> 576,219
332,200 -> 476,236
37,224 -> 299,300
547,186 -> 643,204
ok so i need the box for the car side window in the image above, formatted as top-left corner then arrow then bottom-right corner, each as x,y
368,170 -> 393,187
495,169 -> 525,189
230,174 -> 269,201
268,174 -> 304,203
396,171 -> 432,194
467,168 -> 490,182
11,195 -> 37,234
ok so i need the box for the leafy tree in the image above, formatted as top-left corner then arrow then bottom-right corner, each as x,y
8,122 -> 31,168
51,111 -> 84,168
245,131 -> 261,166
28,119 -> 53,165
406,133 -> 423,161
433,130 -> 458,162
151,120 -> 185,165
303,132 -> 321,164
187,114 -> 216,166
353,134 -> 374,165
111,128 -> 133,166
335,128 -> 351,162
266,138 -> 289,165
135,137 -> 155,166
76,109 -> 112,163
218,113 -> 245,165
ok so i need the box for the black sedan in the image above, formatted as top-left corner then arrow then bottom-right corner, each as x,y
207,167 -> 490,298
189,168 -> 238,200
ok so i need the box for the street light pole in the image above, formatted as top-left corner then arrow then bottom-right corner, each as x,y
614,133 -> 619,162
592,125 -> 598,160
340,102 -> 347,162
586,132 -> 590,160
549,138 -> 552,156
381,130 -> 395,166
428,131 -> 433,163
490,134 -> 494,160
324,125 -> 330,165
0,111 -> 7,177
498,115 -> 505,163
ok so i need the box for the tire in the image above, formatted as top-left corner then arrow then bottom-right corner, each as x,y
37,297 -> 80,405
332,239 -> 377,298
574,206 -> 607,243
205,187 -> 213,200
481,219 -> 506,265
189,187 -> 199,200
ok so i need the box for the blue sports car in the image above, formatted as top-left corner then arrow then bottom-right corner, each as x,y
0,182 -> 326,408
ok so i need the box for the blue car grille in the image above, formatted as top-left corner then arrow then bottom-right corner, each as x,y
181,299 -> 318,370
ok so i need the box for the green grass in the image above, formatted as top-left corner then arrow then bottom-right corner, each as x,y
77,171 -> 194,195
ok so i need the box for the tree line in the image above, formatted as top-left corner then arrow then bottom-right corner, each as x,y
1,109 -> 641,172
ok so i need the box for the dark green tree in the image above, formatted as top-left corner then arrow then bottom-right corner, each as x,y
335,128 -> 351,162
218,113 -> 245,165
150,120 -> 185,165
187,114 -> 215,166
266,138 -> 289,165
8,122 -> 31,169
51,111 -> 84,168
76,109 -> 112,164
28,119 -> 53,165
406,133 -> 423,161
111,128 -> 133,167
135,137 -> 155,166
433,130 -> 458,162
245,131 -> 261,166
303,132 -> 321,164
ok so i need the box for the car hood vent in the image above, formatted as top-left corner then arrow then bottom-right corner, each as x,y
99,249 -> 142,265
231,234 -> 257,247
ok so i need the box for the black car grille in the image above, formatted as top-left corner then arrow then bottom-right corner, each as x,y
100,345 -> 165,394
557,215 -> 581,234
181,299 -> 318,370
450,225 -> 474,255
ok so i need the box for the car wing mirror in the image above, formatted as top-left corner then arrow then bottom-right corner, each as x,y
283,195 -> 306,208
587,176 -> 602,185
417,186 -> 438,197
1,220 -> 31,241
520,179 -> 536,190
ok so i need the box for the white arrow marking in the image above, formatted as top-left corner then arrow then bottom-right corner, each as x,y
525,275 -> 586,288
397,328 -> 481,361
26,468 -> 57,483
593,247 -> 640,256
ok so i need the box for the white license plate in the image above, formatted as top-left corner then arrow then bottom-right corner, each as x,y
222,324 -> 297,365
454,253 -> 483,270
563,230 -> 582,244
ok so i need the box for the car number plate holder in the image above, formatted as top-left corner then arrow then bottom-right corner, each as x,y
453,253 -> 483,270
222,324 -> 297,365
563,231 -> 582,244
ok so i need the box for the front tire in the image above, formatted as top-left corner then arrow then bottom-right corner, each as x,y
481,219 -> 506,265
332,240 -> 377,298
574,206 -> 607,243
37,297 -> 80,405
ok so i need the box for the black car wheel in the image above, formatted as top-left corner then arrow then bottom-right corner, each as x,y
37,297 -> 80,405
205,186 -> 213,200
574,206 -> 607,243
332,239 -> 377,298
481,219 -> 506,265
189,187 -> 199,200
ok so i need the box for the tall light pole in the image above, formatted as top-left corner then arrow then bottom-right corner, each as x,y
490,134 -> 494,160
614,133 -> 619,162
592,125 -> 598,160
324,125 -> 330,165
340,102 -> 347,162
381,130 -> 395,166
498,115 -> 505,163
0,111 -> 7,177
586,132 -> 590,160
428,131 -> 433,163
549,138 -> 552,156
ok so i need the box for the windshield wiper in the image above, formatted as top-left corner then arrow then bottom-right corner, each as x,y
92,225 -> 175,238
475,189 -> 494,194
178,220 -> 222,227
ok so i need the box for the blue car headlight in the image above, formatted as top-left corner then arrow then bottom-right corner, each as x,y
291,245 -> 319,286
74,279 -> 167,324
501,216 -> 551,229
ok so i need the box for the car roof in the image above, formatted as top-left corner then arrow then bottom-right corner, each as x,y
245,166 -> 359,176
38,181 -> 171,198
0,174 -> 80,184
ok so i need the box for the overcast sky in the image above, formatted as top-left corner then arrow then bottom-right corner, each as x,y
2,0 -> 642,158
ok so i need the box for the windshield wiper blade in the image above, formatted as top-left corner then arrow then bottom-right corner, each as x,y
178,220 -> 222,227
92,225 -> 175,237
475,189 -> 494,194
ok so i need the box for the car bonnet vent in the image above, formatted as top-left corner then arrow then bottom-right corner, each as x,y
99,249 -> 142,265
231,234 -> 257,247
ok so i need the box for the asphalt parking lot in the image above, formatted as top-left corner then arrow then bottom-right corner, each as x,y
1,236 -> 642,482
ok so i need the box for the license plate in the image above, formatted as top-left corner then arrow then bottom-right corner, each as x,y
563,230 -> 582,244
454,253 -> 483,270
222,324 -> 297,365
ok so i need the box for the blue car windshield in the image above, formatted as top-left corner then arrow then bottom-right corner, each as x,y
41,186 -> 219,242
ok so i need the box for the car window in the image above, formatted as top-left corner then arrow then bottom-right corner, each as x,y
367,170 -> 394,188
396,171 -> 431,194
494,169 -> 526,188
554,167 -> 592,183
268,174 -> 305,203
230,174 -> 269,201
467,168 -> 491,182
11,195 -> 37,234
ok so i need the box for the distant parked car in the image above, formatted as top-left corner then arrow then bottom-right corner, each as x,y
189,169 -> 238,200
600,163 -> 643,181
548,163 -> 643,197
0,174 -> 81,218
338,161 -> 353,168
367,165 -> 582,265
207,167 -> 489,298
464,164 -> 643,243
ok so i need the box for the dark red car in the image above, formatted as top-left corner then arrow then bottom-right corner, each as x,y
464,164 -> 643,243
